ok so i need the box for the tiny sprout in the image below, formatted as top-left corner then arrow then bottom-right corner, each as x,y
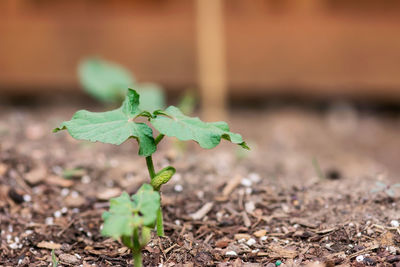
371,181 -> 400,197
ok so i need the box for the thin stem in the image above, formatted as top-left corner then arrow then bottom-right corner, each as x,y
156,207 -> 164,236
155,134 -> 165,145
145,156 -> 156,179
133,250 -> 142,267
132,228 -> 142,267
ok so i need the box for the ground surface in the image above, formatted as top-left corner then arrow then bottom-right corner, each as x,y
1,100 -> 400,266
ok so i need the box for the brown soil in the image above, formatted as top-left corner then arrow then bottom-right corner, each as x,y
1,101 -> 400,266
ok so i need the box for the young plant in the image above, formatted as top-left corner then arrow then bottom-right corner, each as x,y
101,184 -> 160,267
78,57 -> 165,112
371,181 -> 400,197
54,89 -> 248,237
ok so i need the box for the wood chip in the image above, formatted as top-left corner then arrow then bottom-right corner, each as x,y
253,229 -> 267,238
59,253 -> 80,265
24,166 -> 47,185
215,238 -> 232,248
222,175 -> 242,197
96,188 -> 122,200
37,241 -> 62,250
46,175 -> 74,187
64,195 -> 85,207
190,202 -> 214,220
0,163 -> 7,176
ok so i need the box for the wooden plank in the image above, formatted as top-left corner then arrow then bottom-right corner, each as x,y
196,0 -> 227,120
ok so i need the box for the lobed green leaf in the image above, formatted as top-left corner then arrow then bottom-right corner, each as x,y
150,106 -> 249,150
53,89 -> 156,156
101,184 -> 160,240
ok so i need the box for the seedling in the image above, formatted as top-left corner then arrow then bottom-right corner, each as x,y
371,181 -> 400,197
51,249 -> 58,267
54,89 -> 248,262
101,184 -> 160,267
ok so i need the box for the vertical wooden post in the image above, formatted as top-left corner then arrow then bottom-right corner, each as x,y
196,0 -> 227,121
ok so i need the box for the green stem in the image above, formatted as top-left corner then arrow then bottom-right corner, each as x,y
155,134 -> 165,145
132,228 -> 142,267
145,155 -> 164,236
145,156 -> 156,179
133,250 -> 142,267
156,207 -> 164,236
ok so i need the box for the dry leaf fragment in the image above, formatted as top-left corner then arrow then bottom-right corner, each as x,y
37,241 -> 62,250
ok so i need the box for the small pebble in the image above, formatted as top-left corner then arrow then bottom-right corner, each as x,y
225,250 -> 237,257
245,188 -> 253,195
241,178 -> 252,187
245,201 -> 255,213
275,260 -> 282,266
356,232 -> 361,237
174,184 -> 183,192
246,238 -> 257,246
45,217 -> 54,225
70,191 -> 79,198
81,175 -> 91,184
23,194 -> 32,202
61,188 -> 70,196
356,255 -> 364,262
61,207 -> 68,214
249,173 -> 261,183
260,236 -> 268,241
54,210 -> 62,218
390,220 -> 399,227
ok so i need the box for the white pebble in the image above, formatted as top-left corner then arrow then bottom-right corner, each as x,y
25,230 -> 33,235
23,194 -> 31,202
246,238 -> 257,246
75,253 -> 82,259
70,191 -> 79,198
225,250 -> 237,256
61,188 -> 70,196
174,220 -> 181,226
174,184 -> 183,192
249,173 -> 261,183
251,249 -> 259,253
356,232 -> 361,237
388,246 -> 397,254
81,175 -> 91,184
61,207 -> 68,214
356,255 -> 364,262
45,217 -> 54,225
245,188 -> 253,195
53,211 -> 62,218
390,220 -> 399,227
241,178 -> 252,187
260,236 -> 268,241
9,242 -> 19,249
245,201 -> 255,213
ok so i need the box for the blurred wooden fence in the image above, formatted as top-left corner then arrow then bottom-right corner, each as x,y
1,0 -> 400,102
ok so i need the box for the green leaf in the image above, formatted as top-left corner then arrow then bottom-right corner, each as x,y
135,83 -> 166,112
101,184 -> 160,240
78,58 -> 135,103
53,89 -> 156,156
150,106 -> 249,149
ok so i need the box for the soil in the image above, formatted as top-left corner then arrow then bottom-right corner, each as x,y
1,100 -> 400,266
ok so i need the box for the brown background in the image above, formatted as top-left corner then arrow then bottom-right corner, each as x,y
1,0 -> 400,101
